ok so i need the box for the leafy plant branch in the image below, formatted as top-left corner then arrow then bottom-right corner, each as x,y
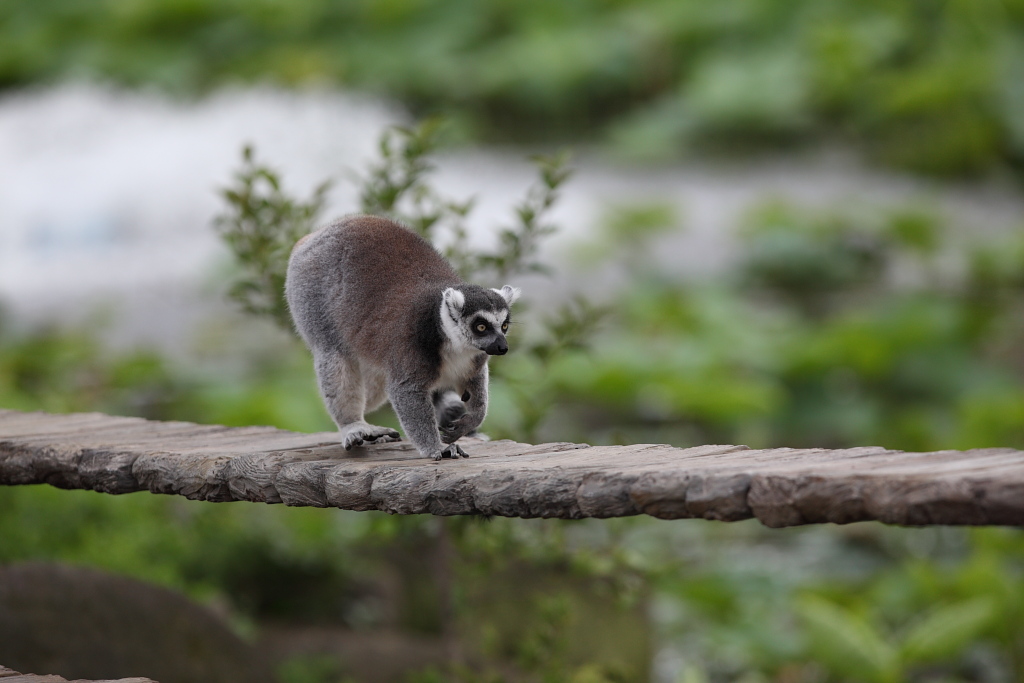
213,145 -> 330,330
214,121 -> 597,442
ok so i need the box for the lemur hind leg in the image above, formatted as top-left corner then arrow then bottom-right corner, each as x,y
314,351 -> 400,449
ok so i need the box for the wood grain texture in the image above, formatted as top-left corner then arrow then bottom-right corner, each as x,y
1,409 -> 1022,527
0,666 -> 153,682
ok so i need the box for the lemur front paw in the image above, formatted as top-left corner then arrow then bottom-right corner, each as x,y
342,423 -> 401,450
431,443 -> 469,460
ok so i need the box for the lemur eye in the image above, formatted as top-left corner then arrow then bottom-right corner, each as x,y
501,322 -> 509,332
476,323 -> 487,333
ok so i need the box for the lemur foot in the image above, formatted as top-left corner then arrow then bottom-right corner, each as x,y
431,443 -> 468,460
341,423 -> 401,450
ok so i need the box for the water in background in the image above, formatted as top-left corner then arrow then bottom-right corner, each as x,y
2,84 -> 1022,351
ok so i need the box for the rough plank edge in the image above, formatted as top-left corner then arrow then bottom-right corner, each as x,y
0,666 -> 154,683
2,409 -> 1023,527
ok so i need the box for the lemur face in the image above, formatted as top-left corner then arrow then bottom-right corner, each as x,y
468,309 -> 511,355
441,285 -> 520,355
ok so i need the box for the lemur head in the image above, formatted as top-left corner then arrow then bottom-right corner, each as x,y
440,284 -> 520,355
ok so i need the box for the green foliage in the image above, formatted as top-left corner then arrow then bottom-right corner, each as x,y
538,202 -> 1024,452
489,297 -> 609,442
215,120 -> 571,335
900,598 -> 997,666
475,151 -> 572,282
794,595 -> 1001,682
351,120 -> 572,284
738,201 -> 890,315
0,318 -> 196,419
278,655 -> 354,683
5,112 -> 1024,681
578,202 -> 679,269
214,145 -> 331,330
409,583 -> 638,683
651,524 -> 1024,683
215,120 -> 585,442
356,119 -> 472,241
0,479 -> 393,616
797,597 -> 899,683
5,0 -> 1024,176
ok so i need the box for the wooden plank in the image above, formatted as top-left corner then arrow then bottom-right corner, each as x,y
0,409 -> 1022,527
0,666 -> 153,682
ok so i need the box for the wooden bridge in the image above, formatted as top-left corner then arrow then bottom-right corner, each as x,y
0,665 -> 152,682
2,408 -> 1021,527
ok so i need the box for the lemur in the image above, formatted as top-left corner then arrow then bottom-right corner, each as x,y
285,215 -> 520,460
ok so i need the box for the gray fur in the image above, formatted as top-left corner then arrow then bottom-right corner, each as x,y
285,215 -> 518,460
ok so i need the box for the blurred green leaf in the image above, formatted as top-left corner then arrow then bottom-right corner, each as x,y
213,145 -> 330,330
900,598 -> 997,666
797,596 -> 899,683
5,0 -> 1024,176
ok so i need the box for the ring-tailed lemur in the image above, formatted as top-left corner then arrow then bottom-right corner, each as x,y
285,215 -> 520,460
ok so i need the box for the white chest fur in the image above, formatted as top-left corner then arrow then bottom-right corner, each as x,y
434,344 -> 483,392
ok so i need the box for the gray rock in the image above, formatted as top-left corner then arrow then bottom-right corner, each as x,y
0,563 -> 274,683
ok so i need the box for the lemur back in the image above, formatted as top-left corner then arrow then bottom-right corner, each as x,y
285,215 -> 520,460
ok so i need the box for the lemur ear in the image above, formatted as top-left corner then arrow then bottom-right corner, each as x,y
492,285 -> 521,306
442,287 -> 466,315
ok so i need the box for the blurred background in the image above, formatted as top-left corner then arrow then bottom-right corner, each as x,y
1,1 -> 1024,682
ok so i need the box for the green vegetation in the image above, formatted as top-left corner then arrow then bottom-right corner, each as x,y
214,145 -> 332,331
4,0 -> 1024,678
3,481 -> 1024,682
515,201 -> 1024,451
212,120 -> 601,443
3,121 -> 1024,680
211,121 -> 1024,453
4,0 -> 1024,176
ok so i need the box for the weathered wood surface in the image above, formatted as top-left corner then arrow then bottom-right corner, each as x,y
0,666 -> 154,682
1,409 -> 1022,527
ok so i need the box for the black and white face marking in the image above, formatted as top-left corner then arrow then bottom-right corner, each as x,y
469,310 -> 511,355
440,288 -> 470,350
439,286 -> 516,356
